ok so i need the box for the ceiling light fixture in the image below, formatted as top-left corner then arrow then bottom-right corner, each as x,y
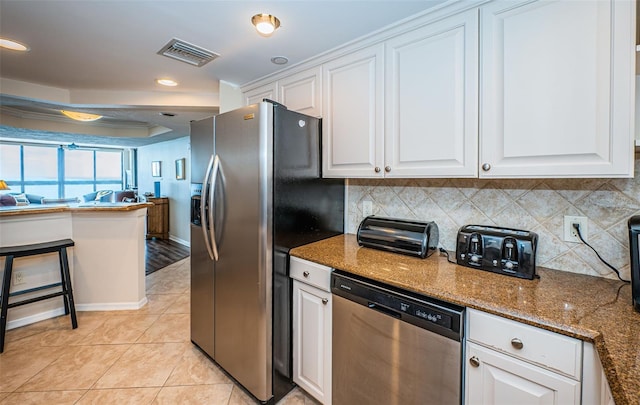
271,56 -> 289,65
0,38 -> 30,52
156,78 -> 178,87
60,110 -> 103,122
251,14 -> 281,37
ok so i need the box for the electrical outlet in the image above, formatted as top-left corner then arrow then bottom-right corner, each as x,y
563,215 -> 588,243
13,270 -> 26,285
362,200 -> 373,217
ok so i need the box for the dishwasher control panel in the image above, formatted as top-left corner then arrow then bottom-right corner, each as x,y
332,271 -> 464,341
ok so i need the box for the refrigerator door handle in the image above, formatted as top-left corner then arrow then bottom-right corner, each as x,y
209,154 -> 221,261
201,154 -> 216,261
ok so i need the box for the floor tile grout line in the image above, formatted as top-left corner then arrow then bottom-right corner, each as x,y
86,342 -> 134,392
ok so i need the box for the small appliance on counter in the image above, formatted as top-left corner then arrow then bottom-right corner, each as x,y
627,216 -> 640,313
456,225 -> 538,280
357,216 -> 439,258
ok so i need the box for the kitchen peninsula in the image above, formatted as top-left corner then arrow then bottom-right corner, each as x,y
0,202 -> 152,330
291,234 -> 640,405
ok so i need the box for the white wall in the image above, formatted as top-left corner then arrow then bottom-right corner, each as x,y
137,136 -> 190,246
219,80 -> 243,113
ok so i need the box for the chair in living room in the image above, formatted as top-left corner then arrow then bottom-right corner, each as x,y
1,193 -> 46,206
113,190 -> 137,202
41,197 -> 80,204
82,190 -> 113,203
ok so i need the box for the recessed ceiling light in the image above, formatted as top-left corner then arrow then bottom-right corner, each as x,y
271,56 -> 288,65
156,78 -> 178,87
61,110 -> 103,122
251,14 -> 281,37
0,38 -> 30,52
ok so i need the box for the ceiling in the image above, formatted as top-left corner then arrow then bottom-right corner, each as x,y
0,0 -> 445,147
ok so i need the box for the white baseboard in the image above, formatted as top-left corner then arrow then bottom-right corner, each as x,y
169,236 -> 190,247
75,296 -> 148,312
7,307 -> 67,330
7,297 -> 149,330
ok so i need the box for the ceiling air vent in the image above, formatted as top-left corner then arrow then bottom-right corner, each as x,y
157,38 -> 219,67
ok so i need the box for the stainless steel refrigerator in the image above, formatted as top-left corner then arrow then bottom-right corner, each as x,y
190,101 -> 344,403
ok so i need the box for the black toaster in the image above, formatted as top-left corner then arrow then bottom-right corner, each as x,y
456,225 -> 538,279
357,216 -> 439,259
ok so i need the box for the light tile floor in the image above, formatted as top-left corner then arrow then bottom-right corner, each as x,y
0,258 -> 319,405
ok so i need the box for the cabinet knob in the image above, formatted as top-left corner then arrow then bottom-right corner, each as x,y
481,163 -> 491,171
303,271 -> 309,278
511,338 -> 524,350
384,166 -> 391,173
374,167 -> 381,173
322,298 -> 329,305
469,356 -> 480,368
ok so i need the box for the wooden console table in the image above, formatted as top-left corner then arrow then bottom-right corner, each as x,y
146,197 -> 169,239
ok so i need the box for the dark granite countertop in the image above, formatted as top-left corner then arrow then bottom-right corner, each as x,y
290,234 -> 640,405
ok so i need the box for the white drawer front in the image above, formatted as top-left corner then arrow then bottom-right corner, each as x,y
468,309 -> 582,379
290,256 -> 332,292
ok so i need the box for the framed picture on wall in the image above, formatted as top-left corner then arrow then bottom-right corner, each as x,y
175,158 -> 186,180
152,161 -> 161,177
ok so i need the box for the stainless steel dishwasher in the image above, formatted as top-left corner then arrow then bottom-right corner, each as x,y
332,271 -> 464,405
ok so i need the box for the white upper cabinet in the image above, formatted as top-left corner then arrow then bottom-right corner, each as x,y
278,67 -> 322,117
243,0 -> 635,178
322,44 -> 385,178
385,9 -> 479,178
479,0 -> 635,178
244,82 -> 276,106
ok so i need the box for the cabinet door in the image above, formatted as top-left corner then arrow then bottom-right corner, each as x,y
480,0 -> 634,178
244,82 -> 277,106
385,9 -> 478,178
278,67 -> 322,117
581,341 -> 615,405
292,280 -> 331,404
146,198 -> 169,239
466,342 -> 580,405
322,44 -> 385,178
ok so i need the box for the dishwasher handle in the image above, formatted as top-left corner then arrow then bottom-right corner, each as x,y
367,302 -> 401,319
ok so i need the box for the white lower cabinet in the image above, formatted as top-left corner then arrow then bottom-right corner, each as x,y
581,341 -> 615,405
466,342 -> 580,405
290,257 -> 332,404
465,309 -> 582,405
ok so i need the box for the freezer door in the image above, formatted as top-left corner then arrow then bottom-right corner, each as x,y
213,102 -> 273,402
190,117 -> 214,183
189,117 -> 215,360
189,223 -> 214,358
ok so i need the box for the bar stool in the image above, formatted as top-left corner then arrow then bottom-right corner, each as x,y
0,239 -> 78,353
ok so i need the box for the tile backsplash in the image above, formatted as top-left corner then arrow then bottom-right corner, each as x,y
346,158 -> 640,280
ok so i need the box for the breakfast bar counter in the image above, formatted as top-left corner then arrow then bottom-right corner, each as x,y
0,201 -> 153,217
0,203 -> 152,330
291,234 -> 640,405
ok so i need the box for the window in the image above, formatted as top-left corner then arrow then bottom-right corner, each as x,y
23,145 -> 59,197
0,142 -> 125,199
